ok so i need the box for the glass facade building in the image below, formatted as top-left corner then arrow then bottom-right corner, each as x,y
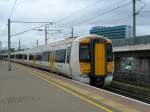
89,25 -> 133,39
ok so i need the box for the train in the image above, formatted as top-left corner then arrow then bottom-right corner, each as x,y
0,35 -> 114,86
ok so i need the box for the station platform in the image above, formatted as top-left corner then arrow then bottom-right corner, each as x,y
0,61 -> 150,112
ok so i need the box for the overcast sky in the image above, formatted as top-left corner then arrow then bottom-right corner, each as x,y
0,0 -> 150,49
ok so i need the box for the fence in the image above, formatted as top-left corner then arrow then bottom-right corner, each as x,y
112,35 -> 150,47
113,70 -> 150,88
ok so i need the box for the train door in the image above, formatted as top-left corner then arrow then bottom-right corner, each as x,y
95,43 -> 105,76
49,51 -> 55,71
32,54 -> 36,65
65,47 -> 71,77
90,39 -> 106,76
55,49 -> 66,74
89,39 -> 106,85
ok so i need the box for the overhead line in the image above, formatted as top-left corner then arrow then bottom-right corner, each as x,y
57,0 -> 105,23
9,0 -> 18,18
11,21 -> 55,24
1,0 -> 19,39
88,8 -> 132,25
11,23 -> 50,38
58,0 -> 128,26
59,1 -> 131,27
70,2 -> 132,26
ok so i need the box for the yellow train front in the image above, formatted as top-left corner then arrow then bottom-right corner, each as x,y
76,35 -> 114,86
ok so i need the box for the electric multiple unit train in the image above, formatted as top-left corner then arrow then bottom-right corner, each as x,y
0,35 -> 114,86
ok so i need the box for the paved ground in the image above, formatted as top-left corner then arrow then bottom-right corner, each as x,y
0,61 -> 150,112
0,61 -> 103,112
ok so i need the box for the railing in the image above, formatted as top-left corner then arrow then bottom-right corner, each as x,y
113,70 -> 150,88
112,35 -> 150,47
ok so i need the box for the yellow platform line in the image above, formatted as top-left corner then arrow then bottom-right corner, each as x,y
16,64 -> 112,112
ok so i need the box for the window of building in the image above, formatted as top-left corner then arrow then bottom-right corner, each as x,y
55,49 -> 66,63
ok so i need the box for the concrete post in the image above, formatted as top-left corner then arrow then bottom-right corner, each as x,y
8,19 -> 11,71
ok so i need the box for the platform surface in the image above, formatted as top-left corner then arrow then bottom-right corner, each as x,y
0,61 -> 150,112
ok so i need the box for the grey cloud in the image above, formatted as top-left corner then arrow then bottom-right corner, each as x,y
0,0 -> 150,49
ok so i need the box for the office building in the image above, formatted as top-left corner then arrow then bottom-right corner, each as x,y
89,25 -> 133,39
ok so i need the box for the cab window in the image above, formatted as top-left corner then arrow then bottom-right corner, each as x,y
107,44 -> 113,62
79,44 -> 90,62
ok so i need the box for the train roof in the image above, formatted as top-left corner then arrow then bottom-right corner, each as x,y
11,37 -> 76,54
9,34 -> 111,55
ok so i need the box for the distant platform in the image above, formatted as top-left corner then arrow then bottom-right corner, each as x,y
0,61 -> 150,112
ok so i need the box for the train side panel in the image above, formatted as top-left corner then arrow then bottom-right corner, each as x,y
70,41 -> 81,80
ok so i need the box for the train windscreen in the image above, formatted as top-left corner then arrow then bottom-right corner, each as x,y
79,44 -> 90,62
107,44 -> 113,62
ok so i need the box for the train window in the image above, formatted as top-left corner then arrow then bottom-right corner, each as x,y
16,55 -> 18,59
21,54 -> 23,59
17,55 -> 19,59
18,54 -> 23,59
29,55 -> 34,60
36,53 -> 42,61
10,55 -> 13,59
79,44 -> 90,62
49,51 -> 52,62
22,54 -> 24,59
43,51 -> 50,61
24,54 -> 27,60
17,54 -> 19,59
107,44 -> 113,62
5,55 -> 8,59
55,49 -> 66,63
66,47 -> 71,63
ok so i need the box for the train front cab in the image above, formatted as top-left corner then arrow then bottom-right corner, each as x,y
79,36 -> 113,86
